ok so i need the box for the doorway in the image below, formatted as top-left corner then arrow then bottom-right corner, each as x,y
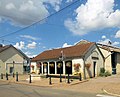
65,61 -> 72,74
57,61 -> 63,74
93,62 -> 96,77
10,67 -> 14,74
111,52 -> 117,74
49,62 -> 55,74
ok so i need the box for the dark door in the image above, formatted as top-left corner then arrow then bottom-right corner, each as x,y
65,61 -> 72,74
93,62 -> 96,77
57,63 -> 63,74
40,65 -> 42,73
111,52 -> 117,74
49,64 -> 55,74
10,67 -> 14,74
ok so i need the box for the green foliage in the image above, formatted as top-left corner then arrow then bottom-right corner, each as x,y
100,68 -> 105,73
104,71 -> 111,77
99,72 -> 105,77
99,68 -> 111,77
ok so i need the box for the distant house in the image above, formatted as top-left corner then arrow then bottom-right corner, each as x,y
0,44 -> 30,74
98,44 -> 120,74
31,41 -> 104,78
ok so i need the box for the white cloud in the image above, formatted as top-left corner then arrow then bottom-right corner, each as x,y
42,46 -> 46,49
115,30 -> 120,38
62,43 -> 72,48
0,0 -> 62,26
98,38 -> 119,46
112,41 -> 119,46
66,0 -> 73,3
64,0 -> 120,35
98,39 -> 111,45
25,51 -> 37,58
27,42 -> 37,49
20,35 -> 38,40
6,3 -> 15,10
14,41 -> 25,50
43,0 -> 62,11
102,35 -> 106,39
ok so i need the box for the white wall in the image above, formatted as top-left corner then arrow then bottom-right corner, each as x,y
116,53 -> 120,74
0,60 -> 5,74
99,48 -> 112,73
85,45 -> 104,77
72,58 -> 84,73
0,47 -> 28,74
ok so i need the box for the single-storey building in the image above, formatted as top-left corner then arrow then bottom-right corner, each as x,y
98,43 -> 120,74
31,41 -> 104,78
0,44 -> 30,74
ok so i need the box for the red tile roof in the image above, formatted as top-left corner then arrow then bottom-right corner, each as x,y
32,42 -> 95,61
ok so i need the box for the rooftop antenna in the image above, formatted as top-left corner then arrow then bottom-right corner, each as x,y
108,41 -> 112,45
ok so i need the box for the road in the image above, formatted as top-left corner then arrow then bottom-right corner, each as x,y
0,82 -> 116,97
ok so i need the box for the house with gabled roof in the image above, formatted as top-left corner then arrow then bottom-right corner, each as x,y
31,41 -> 104,79
0,44 -> 30,74
98,43 -> 120,74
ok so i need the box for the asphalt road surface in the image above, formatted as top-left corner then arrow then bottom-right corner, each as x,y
0,82 -> 115,97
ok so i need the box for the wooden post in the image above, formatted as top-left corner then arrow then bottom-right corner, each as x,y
13,73 -> 14,78
60,65 -> 62,83
6,73 -> 8,80
79,73 -> 82,81
49,76 -> 52,85
16,72 -> 18,81
1,73 -> 3,79
29,74 -> 32,83
67,73 -> 70,84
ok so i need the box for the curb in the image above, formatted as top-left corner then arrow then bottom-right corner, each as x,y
70,80 -> 89,85
0,80 -> 52,88
102,89 -> 120,97
0,79 -> 89,88
14,82 -> 52,88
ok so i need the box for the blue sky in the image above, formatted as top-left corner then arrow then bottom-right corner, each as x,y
0,0 -> 120,58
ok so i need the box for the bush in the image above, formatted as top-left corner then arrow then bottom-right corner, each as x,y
99,69 -> 111,77
100,68 -> 105,73
99,72 -> 105,77
99,68 -> 105,77
104,71 -> 111,77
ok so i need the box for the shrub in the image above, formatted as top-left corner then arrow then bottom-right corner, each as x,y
99,68 -> 111,77
104,71 -> 111,77
99,72 -> 105,77
100,68 -> 105,73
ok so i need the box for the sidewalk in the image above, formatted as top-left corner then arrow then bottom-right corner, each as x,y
101,75 -> 120,96
0,74 -> 87,87
0,74 -> 120,95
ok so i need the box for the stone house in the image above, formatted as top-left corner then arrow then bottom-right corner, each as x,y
0,44 -> 30,74
31,41 -> 104,78
98,44 -> 120,74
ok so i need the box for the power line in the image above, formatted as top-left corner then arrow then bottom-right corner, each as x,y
0,38 -> 16,44
44,23 -> 64,27
0,0 -> 80,39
